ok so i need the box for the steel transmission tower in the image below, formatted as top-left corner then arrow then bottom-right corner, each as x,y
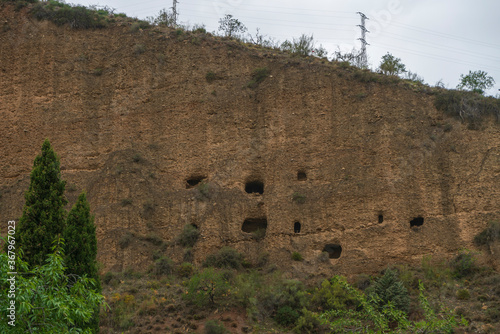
356,12 -> 369,68
172,0 -> 179,26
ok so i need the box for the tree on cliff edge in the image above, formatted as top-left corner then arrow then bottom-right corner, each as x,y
17,139 -> 67,268
64,191 -> 101,333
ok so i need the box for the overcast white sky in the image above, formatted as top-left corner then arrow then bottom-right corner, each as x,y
73,0 -> 500,95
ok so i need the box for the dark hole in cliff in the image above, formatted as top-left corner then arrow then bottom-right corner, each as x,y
297,171 -> 307,181
294,222 -> 301,233
245,181 -> 264,194
378,215 -> 384,224
323,244 -> 342,259
242,218 -> 267,234
186,176 -> 204,189
410,217 -> 424,227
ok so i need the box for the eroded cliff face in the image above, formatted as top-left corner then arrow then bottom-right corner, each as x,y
1,6 -> 499,277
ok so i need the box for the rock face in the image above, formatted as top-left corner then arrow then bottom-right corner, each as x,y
1,7 -> 499,277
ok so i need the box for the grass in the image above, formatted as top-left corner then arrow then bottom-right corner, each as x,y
247,67 -> 269,88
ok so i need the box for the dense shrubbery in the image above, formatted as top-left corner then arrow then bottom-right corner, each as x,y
434,89 -> 500,124
31,1 -> 109,29
177,224 -> 200,248
203,247 -> 243,269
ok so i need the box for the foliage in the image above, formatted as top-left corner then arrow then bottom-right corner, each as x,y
333,47 -> 364,68
275,305 -> 300,326
177,224 -> 200,248
149,8 -> 175,27
310,278 -> 357,311
203,247 -> 243,269
218,14 -> 246,38
204,319 -> 229,334
457,70 -> 495,95
185,267 -> 231,306
291,252 -> 303,261
292,192 -> 306,204
434,89 -> 500,123
404,70 -> 425,84
474,221 -> 500,246
63,191 -> 100,333
280,34 -> 327,57
31,1 -> 109,29
378,52 -> 407,76
0,239 -> 105,333
369,268 -> 410,314
450,249 -> 477,278
178,262 -> 194,277
247,67 -> 269,88
17,139 -> 67,268
205,71 -> 217,82
153,256 -> 174,276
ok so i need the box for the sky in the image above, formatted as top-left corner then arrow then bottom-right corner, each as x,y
72,0 -> 500,96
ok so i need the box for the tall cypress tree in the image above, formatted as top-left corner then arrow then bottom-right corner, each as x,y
18,139 -> 67,268
64,191 -> 101,333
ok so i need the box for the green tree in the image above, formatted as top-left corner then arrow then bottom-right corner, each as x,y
184,267 -> 231,306
378,52 -> 406,76
370,269 -> 410,314
64,192 -> 100,333
17,139 -> 67,268
0,239 -> 105,333
218,14 -> 246,38
457,70 -> 495,95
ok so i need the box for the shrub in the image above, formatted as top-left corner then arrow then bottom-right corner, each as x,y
118,232 -> 133,248
121,198 -> 132,206
133,44 -> 146,55
292,192 -> 306,204
474,221 -> 500,246
178,262 -> 194,277
203,247 -> 243,269
31,2 -> 108,29
247,67 -> 269,88
275,305 -> 300,327
450,249 -> 477,278
205,71 -> 217,82
154,256 -> 174,276
291,252 -> 303,261
185,268 -> 231,306
434,89 -> 500,124
311,278 -> 357,311
204,319 -> 229,334
177,224 -> 200,247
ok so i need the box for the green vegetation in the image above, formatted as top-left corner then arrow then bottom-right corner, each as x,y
378,52 -> 406,76
218,14 -> 247,38
457,70 -> 495,95
177,224 -> 200,247
17,139 -> 67,268
31,1 -> 109,29
204,319 -> 229,334
291,251 -> 303,261
63,192 -> 100,333
0,239 -> 105,333
247,67 -> 269,88
203,247 -> 243,269
205,71 -> 217,82
280,34 -> 327,57
474,221 -> 500,246
292,192 -> 306,204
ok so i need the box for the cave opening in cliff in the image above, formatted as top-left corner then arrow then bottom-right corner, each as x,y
297,171 -> 307,181
186,176 -> 205,189
245,180 -> 264,194
294,221 -> 301,233
410,217 -> 424,227
242,218 -> 267,235
378,214 -> 384,224
323,244 -> 342,259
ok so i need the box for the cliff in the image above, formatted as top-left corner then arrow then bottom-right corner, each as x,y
1,5 -> 499,278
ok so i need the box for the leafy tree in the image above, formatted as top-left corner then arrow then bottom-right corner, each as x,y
457,70 -> 495,95
218,14 -> 246,38
0,239 -> 105,333
17,139 -> 67,268
378,52 -> 406,76
185,267 -> 231,306
64,192 -> 100,333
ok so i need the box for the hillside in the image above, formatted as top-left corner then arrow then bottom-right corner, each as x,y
1,3 -> 499,279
